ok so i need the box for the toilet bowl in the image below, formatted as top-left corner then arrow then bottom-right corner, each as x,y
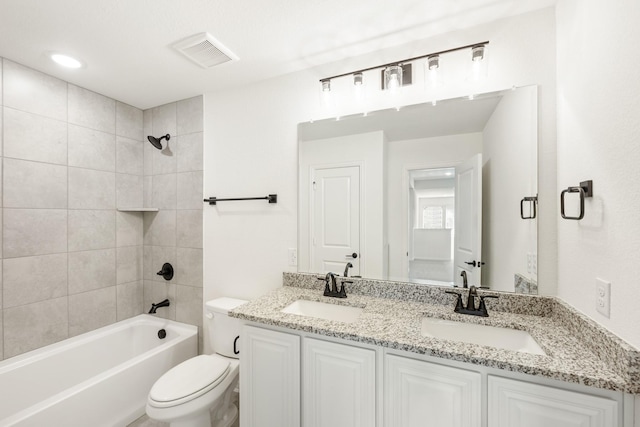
146,297 -> 247,427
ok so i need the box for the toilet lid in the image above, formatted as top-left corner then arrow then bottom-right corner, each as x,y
149,355 -> 230,403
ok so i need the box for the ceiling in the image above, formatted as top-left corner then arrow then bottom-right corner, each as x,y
0,0 -> 555,109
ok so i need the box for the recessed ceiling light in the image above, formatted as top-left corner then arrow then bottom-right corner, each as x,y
50,53 -> 83,69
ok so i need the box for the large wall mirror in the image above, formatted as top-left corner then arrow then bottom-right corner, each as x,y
298,85 -> 538,293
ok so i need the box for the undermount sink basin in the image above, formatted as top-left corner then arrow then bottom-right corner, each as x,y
282,300 -> 363,324
421,317 -> 546,355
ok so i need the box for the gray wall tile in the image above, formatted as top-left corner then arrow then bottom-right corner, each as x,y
151,173 -> 177,209
3,107 -> 67,165
68,124 -> 115,172
116,211 -> 143,247
4,209 -> 67,258
3,60 -> 67,121
143,109 -> 153,176
177,210 -> 203,248
4,297 -> 68,358
68,210 -> 116,252
143,210 -> 176,247
4,158 -> 67,208
151,103 -> 176,139
117,281 -> 143,321
116,174 -> 143,209
117,246 -> 142,285
68,84 -> 115,133
151,145 -> 176,175
176,247 -> 203,288
176,132 -> 203,172
68,167 -> 115,209
177,171 -> 204,210
116,136 -> 143,175
69,287 -> 116,337
176,96 -> 203,135
176,284 -> 203,329
68,249 -> 116,294
116,102 -> 143,140
3,254 -> 68,308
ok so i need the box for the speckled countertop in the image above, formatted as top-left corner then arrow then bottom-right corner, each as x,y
230,273 -> 640,394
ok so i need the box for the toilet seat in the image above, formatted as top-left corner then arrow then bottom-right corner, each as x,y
148,355 -> 230,408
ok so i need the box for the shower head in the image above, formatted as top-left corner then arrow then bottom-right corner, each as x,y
147,134 -> 170,150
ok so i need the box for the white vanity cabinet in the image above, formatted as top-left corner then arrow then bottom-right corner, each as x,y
303,337 -> 377,427
240,325 -> 300,427
488,376 -> 619,427
384,354 -> 482,427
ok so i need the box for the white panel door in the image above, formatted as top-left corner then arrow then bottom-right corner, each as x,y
241,326 -> 300,427
384,354 -> 481,427
303,338 -> 376,427
488,376 -> 618,427
311,166 -> 360,275
453,154 -> 482,287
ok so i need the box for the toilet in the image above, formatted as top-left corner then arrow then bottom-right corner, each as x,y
146,297 -> 248,427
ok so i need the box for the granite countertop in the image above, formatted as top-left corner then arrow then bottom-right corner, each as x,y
231,283 -> 640,394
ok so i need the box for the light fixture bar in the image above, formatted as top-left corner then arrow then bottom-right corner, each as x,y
319,41 -> 489,83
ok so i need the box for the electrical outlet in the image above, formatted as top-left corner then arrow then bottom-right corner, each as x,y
288,248 -> 298,266
595,278 -> 611,318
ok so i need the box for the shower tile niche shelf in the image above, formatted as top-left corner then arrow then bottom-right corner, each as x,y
117,208 -> 159,212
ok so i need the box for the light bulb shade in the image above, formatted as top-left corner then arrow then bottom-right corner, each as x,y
425,55 -> 444,89
353,72 -> 363,86
472,45 -> 485,62
321,80 -> 331,92
384,65 -> 403,91
427,55 -> 440,70
469,45 -> 488,82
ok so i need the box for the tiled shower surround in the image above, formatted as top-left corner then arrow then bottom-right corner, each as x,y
0,58 -> 204,360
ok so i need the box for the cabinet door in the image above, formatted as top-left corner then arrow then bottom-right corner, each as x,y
488,376 -> 618,427
240,325 -> 300,427
384,354 -> 481,427
303,338 -> 376,427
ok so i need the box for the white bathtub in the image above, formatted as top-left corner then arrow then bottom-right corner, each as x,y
0,314 -> 197,427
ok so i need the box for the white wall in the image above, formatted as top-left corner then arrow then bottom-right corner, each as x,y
386,133 -> 482,281
556,0 -> 640,349
202,7 -> 557,338
482,86 -> 538,292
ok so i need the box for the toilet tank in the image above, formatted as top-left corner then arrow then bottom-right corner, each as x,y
205,297 -> 248,359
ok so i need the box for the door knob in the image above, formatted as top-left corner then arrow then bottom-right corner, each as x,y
465,260 -> 477,267
346,253 -> 358,259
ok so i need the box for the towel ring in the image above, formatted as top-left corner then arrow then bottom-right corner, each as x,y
560,180 -> 593,220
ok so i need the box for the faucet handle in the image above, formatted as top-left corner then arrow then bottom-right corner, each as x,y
445,290 -> 464,311
317,276 -> 331,296
478,295 -> 498,316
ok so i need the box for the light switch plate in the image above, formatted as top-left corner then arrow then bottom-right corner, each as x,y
596,278 -> 611,318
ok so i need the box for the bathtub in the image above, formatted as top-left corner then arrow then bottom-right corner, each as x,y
0,314 -> 197,427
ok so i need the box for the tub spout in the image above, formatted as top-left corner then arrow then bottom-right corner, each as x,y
149,299 -> 170,314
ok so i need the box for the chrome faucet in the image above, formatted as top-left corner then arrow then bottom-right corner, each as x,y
445,286 -> 498,317
148,299 -> 170,314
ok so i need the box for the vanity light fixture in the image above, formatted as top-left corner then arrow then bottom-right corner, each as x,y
319,41 -> 489,96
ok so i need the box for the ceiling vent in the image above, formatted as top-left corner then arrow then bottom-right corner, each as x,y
173,32 -> 238,69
